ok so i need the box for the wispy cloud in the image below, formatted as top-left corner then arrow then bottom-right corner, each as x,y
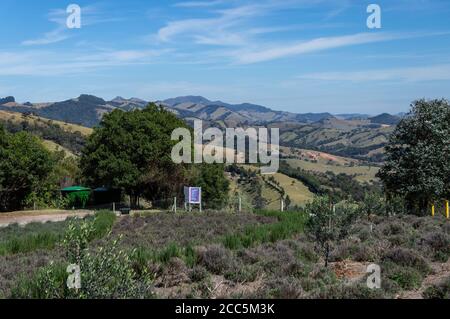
154,1 -> 318,45
297,64 -> 450,82
0,49 -> 169,76
228,31 -> 450,64
22,27 -> 69,46
173,0 -> 226,8
155,3 -> 265,43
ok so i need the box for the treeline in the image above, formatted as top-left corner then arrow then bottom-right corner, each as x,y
279,160 -> 381,202
0,126 -> 79,211
1,117 -> 86,154
227,165 -> 266,209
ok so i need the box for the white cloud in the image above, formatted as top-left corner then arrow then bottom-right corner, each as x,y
229,32 -> 447,64
173,0 -> 225,8
297,64 -> 450,82
22,27 -> 69,46
0,49 -> 169,76
154,2 -> 302,44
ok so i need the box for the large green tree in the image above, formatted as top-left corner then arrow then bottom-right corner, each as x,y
377,99 -> 450,215
0,126 -> 55,211
80,104 -> 189,206
190,163 -> 230,209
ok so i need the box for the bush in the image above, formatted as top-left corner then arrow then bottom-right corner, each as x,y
12,218 -> 152,299
382,248 -> 430,275
11,262 -> 68,299
421,232 -> 450,262
155,257 -> 190,288
261,277 -> 304,299
189,266 -> 209,283
311,283 -> 387,299
198,245 -> 234,274
225,264 -> 259,283
383,263 -> 423,290
305,196 -> 362,267
423,277 -> 450,299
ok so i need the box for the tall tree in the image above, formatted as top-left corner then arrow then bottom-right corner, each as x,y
80,103 -> 189,206
0,127 -> 55,211
377,99 -> 450,215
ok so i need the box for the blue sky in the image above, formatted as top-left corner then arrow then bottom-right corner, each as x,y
1,0 -> 450,114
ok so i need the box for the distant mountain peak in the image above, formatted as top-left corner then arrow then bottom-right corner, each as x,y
0,96 -> 15,105
369,113 -> 401,125
163,96 -> 212,106
76,94 -> 106,105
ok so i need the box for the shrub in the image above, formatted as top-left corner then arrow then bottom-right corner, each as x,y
198,245 -> 234,274
382,248 -> 430,275
305,196 -> 362,267
261,277 -> 304,299
224,264 -> 259,283
421,232 -> 450,262
11,262 -> 68,299
189,266 -> 210,283
311,283 -> 387,299
384,263 -> 423,290
155,257 -> 190,288
423,277 -> 450,299
12,219 -> 152,299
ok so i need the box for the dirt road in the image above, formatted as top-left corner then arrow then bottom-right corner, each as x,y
0,209 -> 95,227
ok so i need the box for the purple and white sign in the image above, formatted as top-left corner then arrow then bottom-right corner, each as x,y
184,187 -> 202,204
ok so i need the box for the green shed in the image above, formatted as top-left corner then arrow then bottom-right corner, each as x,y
61,186 -> 91,208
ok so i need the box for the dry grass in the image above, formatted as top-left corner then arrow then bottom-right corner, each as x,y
0,110 -> 93,136
41,140 -> 76,158
285,158 -> 379,183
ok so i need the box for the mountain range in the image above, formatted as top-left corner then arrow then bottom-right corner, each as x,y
0,94 -> 403,128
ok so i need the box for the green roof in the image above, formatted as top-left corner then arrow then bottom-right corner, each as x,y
61,186 -> 91,192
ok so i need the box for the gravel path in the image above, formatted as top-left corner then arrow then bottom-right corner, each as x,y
0,210 -> 94,227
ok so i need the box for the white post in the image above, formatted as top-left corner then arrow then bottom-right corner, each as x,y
173,197 -> 177,213
112,202 -> 116,214
238,195 -> 242,213
280,198 -> 284,212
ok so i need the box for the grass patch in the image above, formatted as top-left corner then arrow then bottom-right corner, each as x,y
222,210 -> 307,250
0,210 -> 116,256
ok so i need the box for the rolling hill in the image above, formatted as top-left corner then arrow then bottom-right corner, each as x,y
0,94 -> 400,161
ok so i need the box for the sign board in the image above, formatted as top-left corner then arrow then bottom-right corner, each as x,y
184,187 -> 202,204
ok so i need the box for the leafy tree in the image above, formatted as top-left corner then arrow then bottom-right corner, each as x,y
80,103 -> 189,207
360,191 -> 385,219
305,196 -> 361,267
0,127 -> 55,211
189,163 -> 229,209
377,99 -> 450,215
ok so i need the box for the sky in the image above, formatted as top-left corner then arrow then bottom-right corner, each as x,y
0,0 -> 450,114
